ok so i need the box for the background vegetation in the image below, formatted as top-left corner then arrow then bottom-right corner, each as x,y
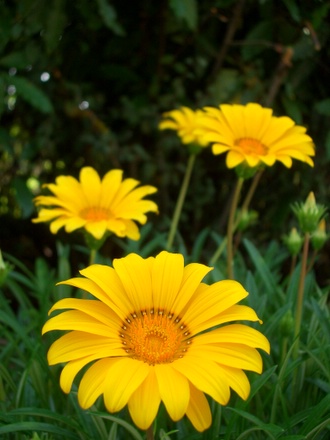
0,0 -> 329,439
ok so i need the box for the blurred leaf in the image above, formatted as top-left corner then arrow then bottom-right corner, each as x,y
9,75 -> 53,113
0,422 -> 79,439
169,0 -> 198,30
207,68 -> 241,104
241,21 -> 274,62
96,0 -> 125,35
282,0 -> 301,22
44,0 -> 67,53
315,99 -> 330,116
12,177 -> 34,218
0,51 -> 28,68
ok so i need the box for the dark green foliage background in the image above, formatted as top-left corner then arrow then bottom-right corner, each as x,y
0,0 -> 329,271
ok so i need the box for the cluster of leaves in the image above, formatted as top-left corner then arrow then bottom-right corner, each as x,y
0,0 -> 329,439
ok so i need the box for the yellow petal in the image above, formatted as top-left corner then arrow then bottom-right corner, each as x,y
194,324 -> 270,354
173,356 -> 230,405
79,265 -> 133,318
185,383 -> 212,432
243,103 -> 273,140
217,365 -> 250,400
103,358 -> 149,412
211,143 -> 230,155
128,369 -> 161,430
47,331 -> 123,364
154,364 -> 190,421
113,253 -> 153,313
100,169 -> 123,207
60,355 -> 98,393
182,280 -> 248,336
152,251 -> 184,312
42,310 -> 117,338
78,358 -> 119,409
85,220 -> 107,240
226,150 -> 245,168
47,298 -> 121,331
188,344 -> 263,373
79,167 -> 102,206
171,262 -> 212,316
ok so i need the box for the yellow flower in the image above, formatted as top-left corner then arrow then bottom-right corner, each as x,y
197,103 -> 315,168
159,107 -> 209,147
32,167 -> 158,241
42,251 -> 270,432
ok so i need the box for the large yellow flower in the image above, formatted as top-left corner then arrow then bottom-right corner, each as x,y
32,167 -> 158,240
42,251 -> 270,432
197,103 -> 315,168
159,107 -> 210,147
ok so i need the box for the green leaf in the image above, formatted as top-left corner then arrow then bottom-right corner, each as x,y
0,422 -> 79,439
169,0 -> 198,30
315,99 -> 330,116
282,0 -> 301,22
0,51 -> 28,69
96,0 -> 125,35
44,0 -> 67,53
9,75 -> 53,113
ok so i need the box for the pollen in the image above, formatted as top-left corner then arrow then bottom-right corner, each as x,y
235,137 -> 268,156
80,207 -> 112,221
120,310 -> 191,365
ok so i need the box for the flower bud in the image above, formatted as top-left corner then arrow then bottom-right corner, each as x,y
291,192 -> 327,234
280,310 -> 295,337
0,250 -> 13,287
311,219 -> 328,251
283,228 -> 303,256
236,209 -> 258,231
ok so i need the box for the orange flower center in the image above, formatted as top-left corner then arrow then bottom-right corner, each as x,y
235,137 -> 267,155
80,207 -> 111,221
120,310 -> 191,365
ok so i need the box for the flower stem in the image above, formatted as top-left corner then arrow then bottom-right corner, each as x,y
89,248 -> 97,265
292,232 -> 310,360
227,177 -> 244,279
237,169 -> 263,221
146,425 -> 154,440
166,154 -> 196,251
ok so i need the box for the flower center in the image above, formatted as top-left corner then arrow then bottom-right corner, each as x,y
235,137 -> 267,155
120,310 -> 191,365
80,207 -> 111,221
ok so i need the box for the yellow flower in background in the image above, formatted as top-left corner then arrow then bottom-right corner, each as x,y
32,167 -> 158,241
159,107 -> 209,147
43,251 -> 270,432
197,103 -> 315,168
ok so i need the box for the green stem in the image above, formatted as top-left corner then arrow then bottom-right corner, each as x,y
146,425 -> 154,440
89,248 -> 97,265
166,154 -> 196,251
293,232 -> 310,360
209,237 -> 227,266
236,169 -> 264,226
227,177 -> 244,279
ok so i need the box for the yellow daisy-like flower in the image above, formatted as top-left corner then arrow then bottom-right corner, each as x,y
32,167 -> 158,241
159,106 -> 209,147
197,102 -> 315,168
42,251 -> 270,432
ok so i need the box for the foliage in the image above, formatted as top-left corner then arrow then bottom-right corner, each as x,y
0,0 -> 329,439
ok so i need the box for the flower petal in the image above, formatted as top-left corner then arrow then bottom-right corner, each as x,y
185,383 -> 212,432
128,369 -> 161,430
103,358 -> 149,412
173,356 -> 230,405
154,364 -> 190,421
78,358 -> 119,408
79,167 -> 102,206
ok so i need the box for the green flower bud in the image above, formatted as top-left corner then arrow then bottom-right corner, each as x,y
291,192 -> 327,234
283,227 -> 304,256
311,219 -> 328,251
280,310 -> 295,337
0,250 -> 13,287
236,209 -> 258,231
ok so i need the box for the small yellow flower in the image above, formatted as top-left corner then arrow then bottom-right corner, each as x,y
159,107 -> 209,147
43,251 -> 270,432
32,167 -> 158,241
197,103 -> 315,168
